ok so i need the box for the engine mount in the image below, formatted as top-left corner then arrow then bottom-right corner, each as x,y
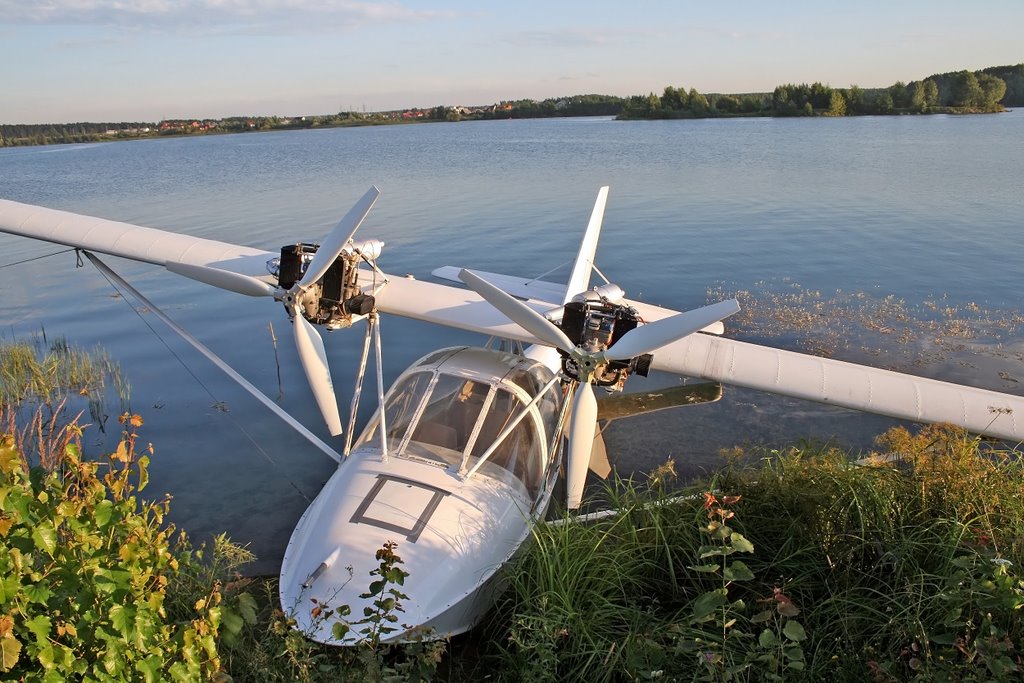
558,293 -> 651,390
269,241 -> 378,329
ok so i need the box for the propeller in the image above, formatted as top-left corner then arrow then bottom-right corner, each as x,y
459,268 -> 739,507
173,186 -> 381,437
283,186 -> 380,435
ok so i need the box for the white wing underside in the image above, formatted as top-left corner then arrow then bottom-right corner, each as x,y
0,199 -> 276,281
2,198 -> 1022,443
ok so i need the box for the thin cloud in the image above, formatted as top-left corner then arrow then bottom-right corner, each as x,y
511,27 -> 619,49
0,1 -> 454,33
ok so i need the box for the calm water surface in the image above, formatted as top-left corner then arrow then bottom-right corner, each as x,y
1,114 -> 1022,570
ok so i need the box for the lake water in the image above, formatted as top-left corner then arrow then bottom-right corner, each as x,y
1,113 -> 1022,571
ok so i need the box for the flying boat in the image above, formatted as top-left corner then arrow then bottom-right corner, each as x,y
1,186 -> 1022,644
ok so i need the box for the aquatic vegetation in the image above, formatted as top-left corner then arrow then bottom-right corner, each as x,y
0,336 -> 130,439
707,280 -> 1024,386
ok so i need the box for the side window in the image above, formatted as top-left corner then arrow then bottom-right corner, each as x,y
356,371 -> 432,450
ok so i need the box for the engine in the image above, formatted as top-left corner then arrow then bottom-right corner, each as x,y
269,241 -> 379,329
558,293 -> 651,390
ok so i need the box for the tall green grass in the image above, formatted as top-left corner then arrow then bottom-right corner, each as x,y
1,337 -> 130,459
481,426 -> 1024,682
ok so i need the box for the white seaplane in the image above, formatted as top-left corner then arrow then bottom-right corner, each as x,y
1,186 -> 1022,645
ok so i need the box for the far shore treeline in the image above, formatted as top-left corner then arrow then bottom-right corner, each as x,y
2,63 -> 1021,148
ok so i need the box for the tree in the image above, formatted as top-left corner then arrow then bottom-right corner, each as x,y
888,81 -> 910,109
662,86 -> 685,111
977,73 -> 1007,110
825,90 -> 847,117
688,88 -> 709,113
809,82 -> 833,109
715,95 -> 741,113
845,85 -> 867,114
909,82 -> 928,112
951,71 -> 984,107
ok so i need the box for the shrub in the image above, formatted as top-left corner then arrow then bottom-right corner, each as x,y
0,414 -> 246,681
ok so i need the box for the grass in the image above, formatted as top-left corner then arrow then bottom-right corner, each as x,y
476,426 -> 1024,682
0,335 -> 129,438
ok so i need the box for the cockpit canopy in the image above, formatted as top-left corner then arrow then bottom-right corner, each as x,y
355,347 -> 560,499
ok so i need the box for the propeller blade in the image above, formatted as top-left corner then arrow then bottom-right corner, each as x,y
564,186 -> 609,302
597,382 -> 723,421
566,382 -> 598,509
459,268 -> 575,353
292,313 -> 344,436
590,429 -> 612,479
606,299 -> 740,361
165,262 -> 276,297
299,186 -> 380,288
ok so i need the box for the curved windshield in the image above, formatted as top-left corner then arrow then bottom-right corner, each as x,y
356,369 -> 547,499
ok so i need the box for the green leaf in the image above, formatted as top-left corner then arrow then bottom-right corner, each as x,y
730,532 -> 754,554
724,560 -> 755,581
110,604 -> 132,638
783,620 -> 806,642
930,632 -> 957,645
691,589 -> 727,620
0,636 -> 21,672
759,629 -> 780,648
221,609 -> 243,637
93,500 -> 114,528
687,563 -> 720,574
751,610 -> 773,624
0,577 -> 21,605
24,584 -> 53,605
236,592 -> 258,625
25,614 -> 51,645
332,622 -> 350,641
136,655 -> 162,683
31,521 -> 57,557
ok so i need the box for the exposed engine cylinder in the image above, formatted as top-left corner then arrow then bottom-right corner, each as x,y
558,297 -> 651,389
274,243 -> 375,329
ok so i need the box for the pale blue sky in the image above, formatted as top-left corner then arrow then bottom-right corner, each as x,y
2,1 -> 1021,124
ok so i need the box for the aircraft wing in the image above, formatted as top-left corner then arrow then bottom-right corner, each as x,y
0,198 -> 555,343
648,332 -> 1024,443
0,199 -> 277,284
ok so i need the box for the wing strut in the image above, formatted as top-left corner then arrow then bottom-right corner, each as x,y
84,251 -> 343,464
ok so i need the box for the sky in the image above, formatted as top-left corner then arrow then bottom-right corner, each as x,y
1,1 -> 1022,124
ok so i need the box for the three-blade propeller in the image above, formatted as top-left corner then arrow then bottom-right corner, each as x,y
167,186 -> 380,436
459,268 -> 739,508
284,186 -> 380,435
